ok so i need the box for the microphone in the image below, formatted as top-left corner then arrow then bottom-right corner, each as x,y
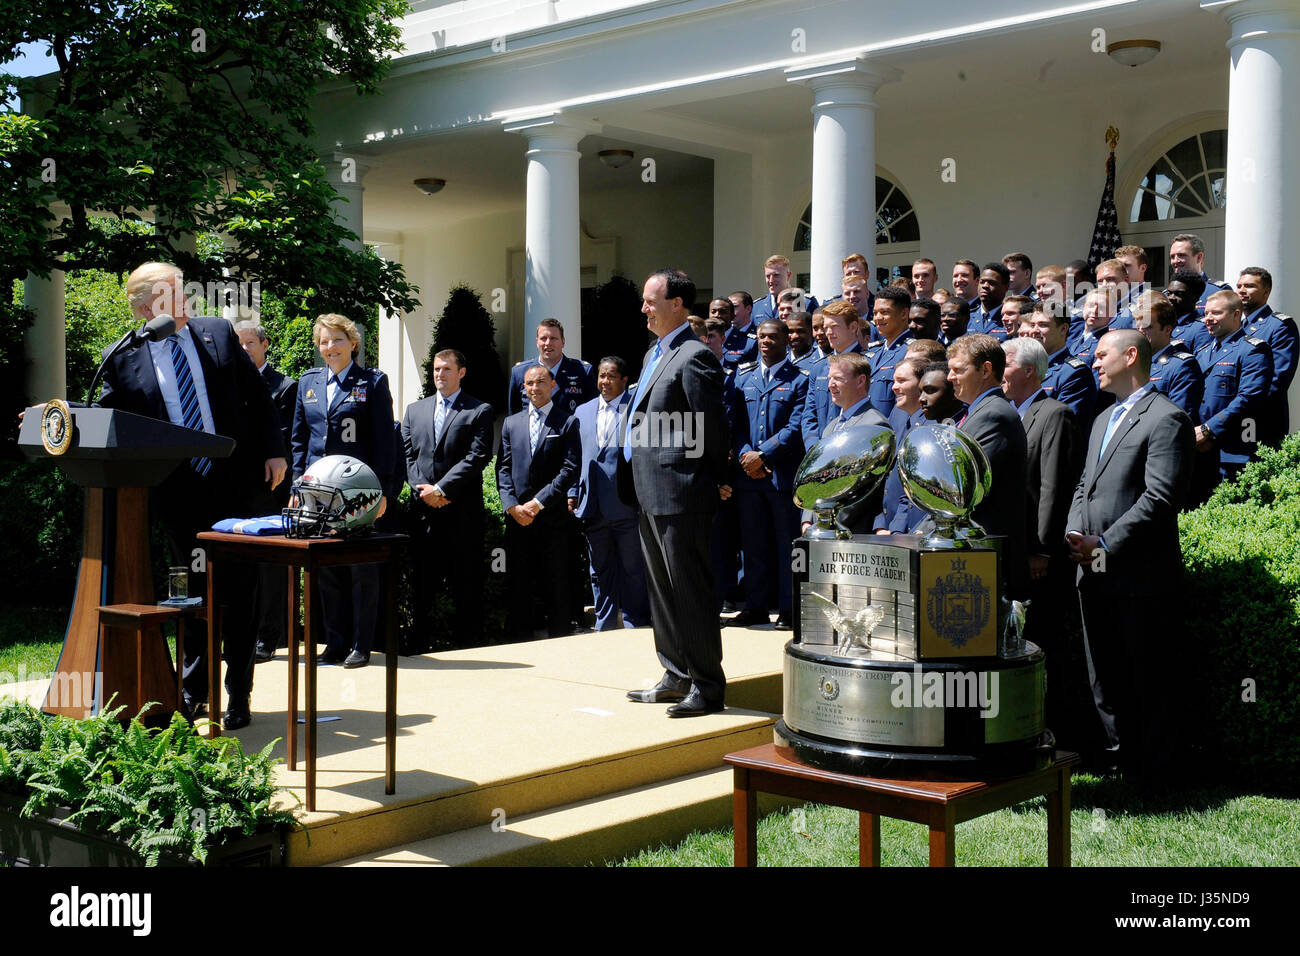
85,314 -> 179,405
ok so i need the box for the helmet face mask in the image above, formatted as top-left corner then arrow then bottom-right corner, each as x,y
283,455 -> 383,538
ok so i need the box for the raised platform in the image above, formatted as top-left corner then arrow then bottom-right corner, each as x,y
0,625 -> 789,866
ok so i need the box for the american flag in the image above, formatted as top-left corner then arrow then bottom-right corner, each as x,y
1087,135 -> 1121,269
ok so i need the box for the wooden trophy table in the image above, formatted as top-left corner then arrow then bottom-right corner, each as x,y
725,742 -> 1079,867
196,531 -> 407,812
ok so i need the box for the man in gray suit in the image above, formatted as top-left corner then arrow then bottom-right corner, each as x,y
947,333 -> 1029,598
1066,329 -> 1194,786
622,269 -> 730,717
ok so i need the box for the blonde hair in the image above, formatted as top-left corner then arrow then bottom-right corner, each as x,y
314,313 -> 361,356
764,254 -> 791,270
125,262 -> 182,314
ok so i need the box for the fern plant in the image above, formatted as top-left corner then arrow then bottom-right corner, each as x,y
0,699 -> 297,865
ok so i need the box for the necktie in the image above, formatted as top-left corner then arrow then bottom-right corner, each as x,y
434,396 -> 447,445
763,365 -> 771,387
598,403 -> 613,447
328,374 -> 341,408
1098,403 -> 1128,460
530,408 -> 544,451
167,336 -> 211,477
624,341 -> 663,461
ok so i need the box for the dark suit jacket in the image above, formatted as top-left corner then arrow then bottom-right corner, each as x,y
262,364 -> 297,505
497,403 -> 581,523
570,392 -> 637,523
1067,388 -> 1193,591
292,363 -> 399,498
1021,393 -> 1081,559
960,391 -> 1029,595
97,315 -> 281,508
402,390 -> 495,511
621,322 -> 729,517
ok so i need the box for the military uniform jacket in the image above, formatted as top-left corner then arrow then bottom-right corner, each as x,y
722,323 -> 759,369
730,359 -> 809,492
1243,305 -> 1299,433
1196,327 -> 1274,464
507,354 -> 595,417
292,363 -> 399,497
1043,347 -> 1098,424
1148,343 -> 1204,425
865,330 -> 914,418
1171,315 -> 1212,355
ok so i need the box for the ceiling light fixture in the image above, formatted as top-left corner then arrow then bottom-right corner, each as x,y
1107,39 -> 1161,67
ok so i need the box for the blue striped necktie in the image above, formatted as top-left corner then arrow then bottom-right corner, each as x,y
167,335 -> 212,476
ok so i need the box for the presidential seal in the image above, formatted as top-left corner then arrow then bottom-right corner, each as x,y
40,399 -> 74,456
925,560 -> 991,648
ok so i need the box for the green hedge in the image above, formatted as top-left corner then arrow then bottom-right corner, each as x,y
1179,435 -> 1300,790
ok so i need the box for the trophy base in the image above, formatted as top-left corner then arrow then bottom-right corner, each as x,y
774,720 -> 1055,781
779,640 -> 1049,780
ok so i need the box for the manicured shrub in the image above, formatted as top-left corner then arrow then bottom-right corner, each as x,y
1179,436 -> 1300,790
423,284 -> 507,412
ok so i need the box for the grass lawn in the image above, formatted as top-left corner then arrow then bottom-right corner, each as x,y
0,607 -> 66,681
619,775 -> 1300,866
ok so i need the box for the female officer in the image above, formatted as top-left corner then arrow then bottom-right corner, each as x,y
291,313 -> 398,667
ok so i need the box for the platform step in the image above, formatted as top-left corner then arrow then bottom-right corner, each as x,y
330,765 -> 794,867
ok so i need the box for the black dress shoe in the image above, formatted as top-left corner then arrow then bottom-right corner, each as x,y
222,699 -> 251,731
627,672 -> 692,703
343,650 -> 370,669
667,689 -> 724,718
723,610 -> 770,628
774,614 -> 793,630
254,644 -> 274,663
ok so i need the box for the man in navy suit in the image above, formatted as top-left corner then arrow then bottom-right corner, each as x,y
497,363 -> 581,641
235,320 -> 297,663
98,262 -> 287,729
567,357 -> 650,631
292,314 -> 399,668
403,349 -> 495,649
506,318 -> 595,417
728,320 -> 808,629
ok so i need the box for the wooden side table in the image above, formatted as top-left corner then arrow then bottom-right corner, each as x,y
195,531 -> 406,812
725,742 -> 1078,867
95,603 -> 207,723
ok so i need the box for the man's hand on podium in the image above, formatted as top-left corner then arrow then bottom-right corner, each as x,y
265,457 -> 288,489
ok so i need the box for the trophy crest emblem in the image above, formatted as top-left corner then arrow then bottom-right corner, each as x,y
925,563 -> 991,647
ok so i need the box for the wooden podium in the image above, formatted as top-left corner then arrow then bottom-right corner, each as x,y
18,405 -> 234,721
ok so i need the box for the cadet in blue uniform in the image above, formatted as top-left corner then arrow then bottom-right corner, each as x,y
1164,271 -> 1213,354
1237,266 -> 1298,446
938,297 -> 970,347
727,320 -> 808,629
873,355 -> 928,533
1195,290 -> 1274,490
1028,300 -> 1097,423
506,318 -> 595,417
969,263 -> 1009,339
865,286 -> 915,417
291,313 -> 398,667
1169,234 -> 1231,316
785,311 -> 821,371
716,296 -> 758,369
802,300 -> 866,450
1132,291 -> 1204,427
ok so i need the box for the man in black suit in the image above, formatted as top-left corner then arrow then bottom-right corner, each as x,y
622,268 -> 730,717
98,263 -> 286,730
235,320 -> 298,662
403,349 -> 495,649
946,333 -> 1028,598
1067,329 -> 1194,786
1002,335 -> 1085,745
497,363 -> 581,641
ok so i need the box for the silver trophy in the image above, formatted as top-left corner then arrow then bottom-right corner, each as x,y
897,423 -> 991,548
792,422 -> 895,539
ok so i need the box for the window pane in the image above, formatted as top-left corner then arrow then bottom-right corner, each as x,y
1201,130 -> 1226,174
1130,129 -> 1228,223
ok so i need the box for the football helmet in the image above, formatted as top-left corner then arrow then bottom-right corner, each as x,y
283,455 -> 383,538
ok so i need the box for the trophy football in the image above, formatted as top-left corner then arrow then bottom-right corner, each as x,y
778,422 -> 1051,779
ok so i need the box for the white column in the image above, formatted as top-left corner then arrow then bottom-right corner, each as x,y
1209,0 -> 1300,433
787,57 -> 900,303
323,151 -> 374,254
504,114 -> 599,360
23,266 -> 66,403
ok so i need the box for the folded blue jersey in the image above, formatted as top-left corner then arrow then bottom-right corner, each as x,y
211,515 -> 288,535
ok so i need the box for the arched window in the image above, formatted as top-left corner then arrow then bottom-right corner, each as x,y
792,176 -> 920,252
1129,129 -> 1226,223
